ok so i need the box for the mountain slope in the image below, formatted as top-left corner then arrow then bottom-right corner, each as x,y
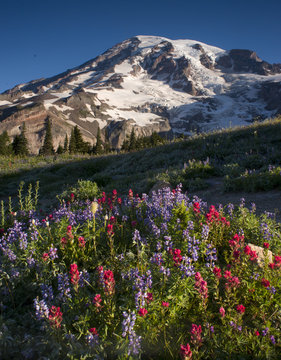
1,35 -> 281,153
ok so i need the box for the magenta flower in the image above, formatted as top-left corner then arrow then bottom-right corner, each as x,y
219,306 -> 225,318
180,343 -> 192,360
138,308 -> 148,317
236,304 -> 245,314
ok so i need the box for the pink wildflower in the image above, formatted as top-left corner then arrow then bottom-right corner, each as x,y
213,267 -> 222,279
261,278 -> 270,288
236,304 -> 245,314
138,308 -> 148,317
78,236 -> 86,248
180,343 -> 192,360
103,269 -> 115,295
89,327 -> 98,335
194,272 -> 208,300
162,301 -> 170,307
219,306 -> 225,318
70,263 -> 80,288
93,294 -> 102,311
48,306 -> 63,328
190,324 -> 202,346
193,202 -> 200,214
42,252 -> 49,261
173,248 -> 183,265
223,270 -> 232,279
107,224 -> 114,236
146,292 -> 153,304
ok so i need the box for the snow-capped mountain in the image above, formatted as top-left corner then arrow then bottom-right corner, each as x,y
1,35 -> 281,153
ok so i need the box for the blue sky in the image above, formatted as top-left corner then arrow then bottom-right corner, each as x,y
1,0 -> 280,93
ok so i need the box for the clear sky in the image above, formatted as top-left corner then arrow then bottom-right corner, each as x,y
1,0 -> 280,93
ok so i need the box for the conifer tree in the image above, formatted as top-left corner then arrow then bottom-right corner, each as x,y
40,119 -> 54,155
12,123 -> 29,156
56,144 -> 64,154
63,134 -> 69,153
128,127 -> 137,151
93,126 -> 103,155
0,131 -> 12,155
69,128 -> 76,154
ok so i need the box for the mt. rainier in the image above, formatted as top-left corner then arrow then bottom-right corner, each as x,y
1,35 -> 281,153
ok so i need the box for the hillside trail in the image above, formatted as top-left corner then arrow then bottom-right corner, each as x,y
188,177 -> 281,223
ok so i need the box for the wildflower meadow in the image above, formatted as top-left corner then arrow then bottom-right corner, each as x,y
0,184 -> 280,359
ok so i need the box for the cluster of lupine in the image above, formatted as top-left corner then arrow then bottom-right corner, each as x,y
0,184 -> 281,359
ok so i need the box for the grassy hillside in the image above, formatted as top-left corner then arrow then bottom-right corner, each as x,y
1,117 -> 281,212
1,118 -> 281,359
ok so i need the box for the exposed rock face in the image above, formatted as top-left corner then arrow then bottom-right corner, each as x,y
259,81 -> 281,113
1,35 -> 281,154
247,243 -> 273,267
216,49 -> 281,75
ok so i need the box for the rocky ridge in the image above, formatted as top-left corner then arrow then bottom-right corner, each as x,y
0,35 -> 281,153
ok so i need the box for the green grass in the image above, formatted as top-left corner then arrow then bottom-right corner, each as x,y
1,117 -> 281,210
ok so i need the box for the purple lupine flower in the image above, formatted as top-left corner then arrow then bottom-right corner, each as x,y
270,335 -> 276,344
159,266 -> 171,277
262,327 -> 269,336
48,244 -> 58,260
86,332 -> 99,347
40,284 -> 54,303
79,270 -> 90,287
1,247 -> 17,262
227,203 -> 234,218
201,225 -> 210,242
156,241 -> 162,251
57,273 -> 72,301
27,255 -> 36,268
179,256 -> 195,278
251,203 -> 256,213
34,298 -> 49,320
122,215 -> 128,222
205,244 -> 217,268
122,311 -> 141,356
260,222 -> 273,242
11,268 -> 20,278
150,253 -> 164,266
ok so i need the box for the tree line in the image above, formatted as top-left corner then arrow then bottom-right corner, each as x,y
0,120 -> 168,157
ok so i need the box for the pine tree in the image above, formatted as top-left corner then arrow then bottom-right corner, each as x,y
128,127 -> 137,151
56,144 -> 64,154
12,123 -> 29,156
63,134 -> 68,153
69,128 -> 76,154
93,126 -> 103,155
40,119 -> 54,155
0,131 -> 12,155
